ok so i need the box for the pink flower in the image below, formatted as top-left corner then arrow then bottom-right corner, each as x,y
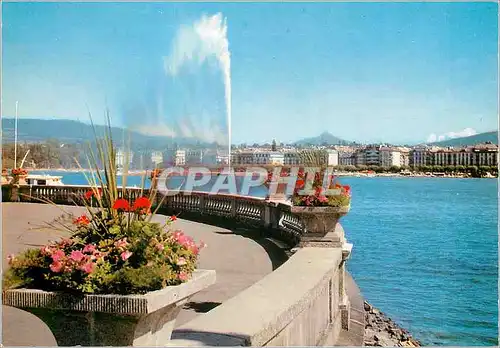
70,250 -> 85,262
51,249 -> 65,262
318,195 -> 329,203
114,238 -> 129,250
80,262 -> 95,274
155,243 -> 165,251
41,246 -> 53,256
92,251 -> 106,261
60,238 -> 73,247
121,251 -> 133,261
178,271 -> 189,282
7,254 -> 16,265
50,261 -> 63,273
83,244 -> 96,254
191,245 -> 199,255
177,257 -> 187,266
173,230 -> 184,240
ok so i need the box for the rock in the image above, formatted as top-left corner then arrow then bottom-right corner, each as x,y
363,301 -> 421,347
365,301 -> 373,311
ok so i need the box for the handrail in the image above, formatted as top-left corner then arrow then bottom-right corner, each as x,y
1,184 -> 305,247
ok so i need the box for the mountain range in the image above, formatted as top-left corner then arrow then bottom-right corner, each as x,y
1,118 -> 213,151
1,118 -> 497,148
426,131 -> 497,147
293,131 -> 497,147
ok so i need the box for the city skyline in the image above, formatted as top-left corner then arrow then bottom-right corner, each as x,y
2,2 -> 498,145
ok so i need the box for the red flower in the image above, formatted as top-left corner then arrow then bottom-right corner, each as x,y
295,178 -> 305,189
170,215 -> 177,221
85,188 -> 102,200
132,197 -> 151,212
11,168 -> 28,176
113,198 -> 130,211
73,215 -> 90,226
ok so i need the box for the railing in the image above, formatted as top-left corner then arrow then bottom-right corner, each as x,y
1,184 -> 305,247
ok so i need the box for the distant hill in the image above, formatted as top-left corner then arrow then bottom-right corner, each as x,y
1,118 -> 213,151
427,131 -> 498,147
294,132 -> 353,146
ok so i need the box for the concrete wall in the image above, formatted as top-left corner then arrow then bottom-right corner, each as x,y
171,247 -> 345,346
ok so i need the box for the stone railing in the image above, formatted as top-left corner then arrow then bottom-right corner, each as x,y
1,184 -> 305,247
171,241 -> 354,347
2,184 -> 362,346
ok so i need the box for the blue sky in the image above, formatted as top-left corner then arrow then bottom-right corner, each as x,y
2,2 -> 498,145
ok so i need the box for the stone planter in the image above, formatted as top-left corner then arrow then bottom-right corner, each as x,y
291,205 -> 350,247
2,270 -> 216,346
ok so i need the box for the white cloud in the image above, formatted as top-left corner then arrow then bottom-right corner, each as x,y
426,128 -> 477,143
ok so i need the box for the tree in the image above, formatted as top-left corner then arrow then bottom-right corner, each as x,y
455,165 -> 465,173
389,165 -> 400,173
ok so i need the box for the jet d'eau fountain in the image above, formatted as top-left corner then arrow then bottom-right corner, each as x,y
164,13 -> 232,166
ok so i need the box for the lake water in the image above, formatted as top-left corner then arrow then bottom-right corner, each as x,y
31,171 -> 499,345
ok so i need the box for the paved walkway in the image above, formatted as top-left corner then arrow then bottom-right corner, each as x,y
2,203 -> 287,346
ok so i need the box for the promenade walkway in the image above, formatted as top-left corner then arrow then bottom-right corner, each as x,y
1,203 -> 288,346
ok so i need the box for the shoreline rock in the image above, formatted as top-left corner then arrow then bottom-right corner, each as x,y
364,301 -> 422,347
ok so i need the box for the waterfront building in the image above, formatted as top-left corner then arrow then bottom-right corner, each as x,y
409,143 -> 498,168
355,151 -> 366,166
115,149 -> 133,168
231,151 -> 255,165
216,151 -> 230,165
398,147 -> 411,167
410,146 -> 432,167
364,146 -> 380,166
284,151 -> 300,165
339,153 -> 356,166
379,147 -> 402,167
174,150 -> 186,166
151,151 -> 163,166
325,149 -> 339,166
185,149 -> 204,165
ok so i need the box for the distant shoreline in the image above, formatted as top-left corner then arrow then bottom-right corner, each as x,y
25,168 -> 497,179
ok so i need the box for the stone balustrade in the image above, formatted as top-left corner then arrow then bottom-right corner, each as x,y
1,184 -> 305,247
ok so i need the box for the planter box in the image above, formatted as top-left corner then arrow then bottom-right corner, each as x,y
2,269 -> 216,346
291,205 -> 350,247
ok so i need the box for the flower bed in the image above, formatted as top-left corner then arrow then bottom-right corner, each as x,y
265,167 -> 351,207
4,198 -> 205,294
3,120 -> 206,295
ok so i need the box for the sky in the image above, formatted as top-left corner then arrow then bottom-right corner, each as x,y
2,2 -> 498,145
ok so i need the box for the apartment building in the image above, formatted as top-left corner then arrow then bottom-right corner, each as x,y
364,146 -> 381,166
284,151 -> 300,165
115,149 -> 133,167
151,151 -> 163,166
379,147 -> 402,167
398,147 -> 411,167
339,153 -> 356,166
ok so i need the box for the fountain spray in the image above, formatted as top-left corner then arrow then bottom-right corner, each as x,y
165,13 -> 232,168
